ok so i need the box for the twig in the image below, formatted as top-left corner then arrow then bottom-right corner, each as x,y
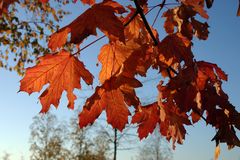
133,0 -> 158,46
192,108 -> 207,122
152,0 -> 166,27
73,10 -> 139,56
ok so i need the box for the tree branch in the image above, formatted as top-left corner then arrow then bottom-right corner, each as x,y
133,0 -> 158,46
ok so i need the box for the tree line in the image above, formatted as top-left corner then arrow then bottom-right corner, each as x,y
1,112 -> 172,160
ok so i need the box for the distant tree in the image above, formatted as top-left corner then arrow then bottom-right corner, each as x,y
69,114 -> 93,160
69,114 -> 111,160
136,127 -> 173,160
29,112 -> 70,160
1,152 -> 11,160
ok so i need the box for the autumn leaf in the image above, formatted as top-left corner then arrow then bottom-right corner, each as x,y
73,0 -> 95,5
48,0 -> 126,51
20,50 -> 93,112
196,61 -> 227,90
132,103 -> 160,139
157,33 -> 193,68
214,145 -> 220,160
191,18 -> 209,40
181,0 -> 209,19
48,28 -> 70,51
0,0 -> 18,15
79,76 -> 142,131
39,0 -> 48,3
98,40 -> 140,84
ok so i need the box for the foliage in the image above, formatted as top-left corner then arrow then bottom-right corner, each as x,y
29,112 -> 111,160
1,0 -> 240,158
29,112 -> 70,160
1,152 -> 11,160
0,0 -> 70,75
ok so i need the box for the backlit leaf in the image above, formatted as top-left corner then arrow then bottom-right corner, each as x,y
20,50 -> 93,112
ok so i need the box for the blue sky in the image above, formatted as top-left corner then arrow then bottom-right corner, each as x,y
0,0 -> 240,160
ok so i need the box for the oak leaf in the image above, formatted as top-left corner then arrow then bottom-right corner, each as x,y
20,50 -> 93,112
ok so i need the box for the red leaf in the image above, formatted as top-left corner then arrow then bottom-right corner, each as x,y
20,50 -> 93,112
157,33 -> 193,68
196,61 -> 228,90
0,0 -> 18,16
39,0 -> 48,3
81,0 -> 95,5
79,77 -> 141,131
48,0 -> 126,50
181,0 -> 209,19
132,103 -> 160,139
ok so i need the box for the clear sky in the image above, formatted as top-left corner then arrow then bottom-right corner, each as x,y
0,0 -> 240,160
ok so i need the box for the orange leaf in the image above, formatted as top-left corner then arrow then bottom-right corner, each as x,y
81,0 -> 95,5
98,40 -> 140,84
48,28 -> 70,51
132,103 -> 160,139
214,145 -> 220,160
79,76 -> 142,131
48,0 -> 125,50
196,61 -> 228,90
20,50 -> 93,112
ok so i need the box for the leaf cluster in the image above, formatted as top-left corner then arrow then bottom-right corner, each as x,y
2,0 -> 240,155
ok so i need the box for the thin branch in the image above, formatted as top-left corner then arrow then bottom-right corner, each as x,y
192,108 -> 207,122
152,0 -> 166,27
133,0 -> 158,46
148,2 -> 180,8
73,10 -> 139,56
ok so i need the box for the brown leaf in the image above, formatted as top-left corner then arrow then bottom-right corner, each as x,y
181,0 -> 209,19
191,18 -> 209,40
20,50 -> 93,112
